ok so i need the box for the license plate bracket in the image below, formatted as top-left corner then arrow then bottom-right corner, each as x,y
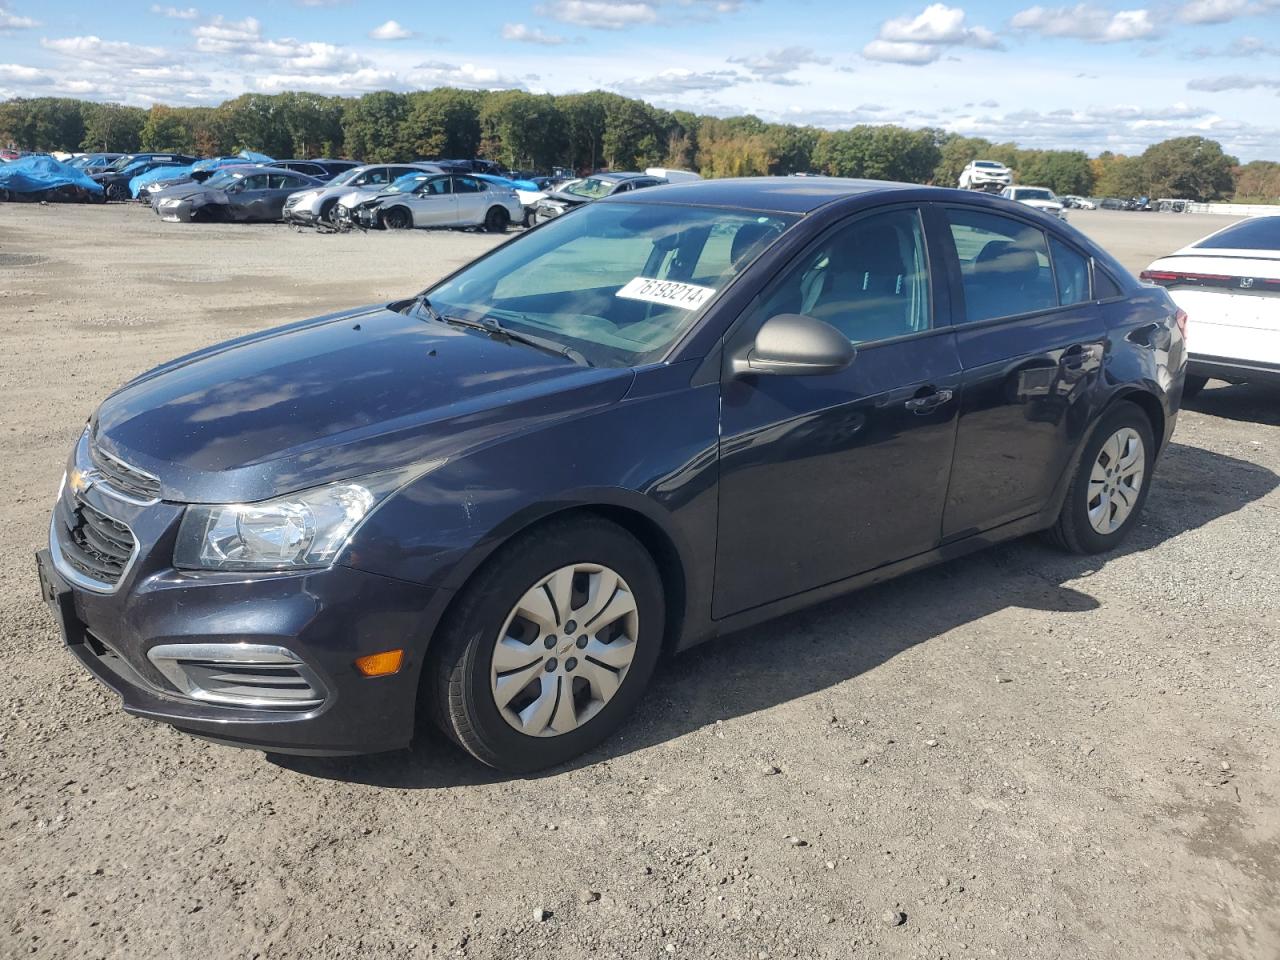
35,551 -> 81,647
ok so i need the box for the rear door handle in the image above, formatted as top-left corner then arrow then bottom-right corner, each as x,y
904,388 -> 954,412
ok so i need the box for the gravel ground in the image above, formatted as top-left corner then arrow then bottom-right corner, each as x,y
1,204 -> 1277,960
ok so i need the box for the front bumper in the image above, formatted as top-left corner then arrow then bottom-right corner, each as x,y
37,439 -> 453,755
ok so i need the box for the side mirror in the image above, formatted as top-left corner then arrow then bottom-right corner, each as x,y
732,313 -> 855,377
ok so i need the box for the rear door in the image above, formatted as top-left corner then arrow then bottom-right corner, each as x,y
938,205 -> 1106,539
713,205 -> 963,617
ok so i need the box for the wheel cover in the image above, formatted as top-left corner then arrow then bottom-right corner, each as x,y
489,563 -> 639,738
1087,426 -> 1145,535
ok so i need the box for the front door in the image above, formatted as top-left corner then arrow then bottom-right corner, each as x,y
937,206 -> 1106,539
406,176 -> 457,226
714,205 -> 962,618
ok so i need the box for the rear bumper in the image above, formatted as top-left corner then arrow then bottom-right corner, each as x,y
1189,354 -> 1280,385
36,547 -> 453,755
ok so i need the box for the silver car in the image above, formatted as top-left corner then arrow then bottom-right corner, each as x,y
340,173 -> 525,233
283,162 -> 442,225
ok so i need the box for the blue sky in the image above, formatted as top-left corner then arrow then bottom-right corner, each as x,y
2,1 -> 1279,158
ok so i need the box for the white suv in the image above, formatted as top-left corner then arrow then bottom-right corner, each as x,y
1000,185 -> 1067,221
958,160 -> 1013,192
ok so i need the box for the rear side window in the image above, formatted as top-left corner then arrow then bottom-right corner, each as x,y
1194,217 -> 1280,250
1050,237 -> 1090,306
946,208 -> 1056,323
453,176 -> 483,193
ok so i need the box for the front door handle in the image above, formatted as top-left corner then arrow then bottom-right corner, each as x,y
904,388 -> 954,412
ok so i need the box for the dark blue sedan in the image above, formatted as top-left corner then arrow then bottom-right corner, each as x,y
36,178 -> 1188,771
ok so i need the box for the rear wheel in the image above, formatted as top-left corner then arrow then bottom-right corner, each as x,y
382,206 -> 412,230
1047,402 -> 1155,554
430,516 -> 664,772
1182,374 -> 1209,399
483,206 -> 510,233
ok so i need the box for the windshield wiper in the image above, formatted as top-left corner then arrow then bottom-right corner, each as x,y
408,295 -> 592,367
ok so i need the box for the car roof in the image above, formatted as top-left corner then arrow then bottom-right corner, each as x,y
603,175 -> 925,214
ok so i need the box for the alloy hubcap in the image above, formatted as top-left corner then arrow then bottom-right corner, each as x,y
489,563 -> 639,738
1087,427 -> 1145,535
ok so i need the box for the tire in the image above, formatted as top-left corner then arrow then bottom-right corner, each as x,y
1182,374 -> 1209,400
483,206 -> 510,233
382,206 -> 412,230
105,182 -> 129,202
1046,401 -> 1155,555
430,516 -> 665,772
320,198 -> 339,223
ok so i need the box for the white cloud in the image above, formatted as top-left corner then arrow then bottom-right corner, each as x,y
1187,73 -> 1280,91
0,3 -> 37,29
254,68 -> 398,94
149,4 -> 198,19
536,0 -> 658,29
369,19 -> 413,40
1010,5 -> 1159,42
728,46 -> 831,80
502,22 -> 569,44
192,17 -> 368,73
613,67 -> 741,96
1185,34 -> 1280,57
409,60 -> 529,90
1175,0 -> 1280,22
863,4 -> 1002,65
0,62 -> 48,82
41,35 -> 175,66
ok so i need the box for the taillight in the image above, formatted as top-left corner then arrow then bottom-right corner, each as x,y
1140,269 -> 1232,286
1174,308 -> 1188,340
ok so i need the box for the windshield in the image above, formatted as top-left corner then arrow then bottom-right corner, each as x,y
427,201 -> 798,368
387,174 -> 429,194
203,170 -> 241,189
1195,216 -> 1280,251
107,155 -> 135,171
975,161 -> 1003,169
1017,188 -> 1055,201
565,177 -> 617,200
327,166 -> 366,187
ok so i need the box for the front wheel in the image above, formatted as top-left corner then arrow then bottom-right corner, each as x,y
105,182 -> 129,202
430,516 -> 665,772
1046,402 -> 1155,554
382,206 -> 412,230
483,206 -> 509,233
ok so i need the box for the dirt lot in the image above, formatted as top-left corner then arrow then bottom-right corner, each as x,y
1,204 -> 1277,960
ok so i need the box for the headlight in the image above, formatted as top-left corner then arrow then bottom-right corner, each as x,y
159,198 -> 180,207
173,463 -> 441,571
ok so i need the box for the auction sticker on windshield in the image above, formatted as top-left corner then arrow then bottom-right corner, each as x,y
616,277 -> 716,310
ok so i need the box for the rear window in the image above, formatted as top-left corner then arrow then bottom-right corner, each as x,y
1194,217 -> 1280,251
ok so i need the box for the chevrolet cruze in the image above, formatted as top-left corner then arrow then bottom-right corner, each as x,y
36,178 -> 1187,772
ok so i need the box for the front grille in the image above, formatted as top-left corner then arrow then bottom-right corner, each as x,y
55,494 -> 136,588
91,444 -> 161,502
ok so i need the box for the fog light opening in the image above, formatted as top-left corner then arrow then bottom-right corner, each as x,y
354,649 -> 404,677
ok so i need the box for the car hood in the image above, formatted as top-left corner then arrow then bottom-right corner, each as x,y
1020,199 -> 1063,211
545,189 -> 593,205
91,304 -> 632,503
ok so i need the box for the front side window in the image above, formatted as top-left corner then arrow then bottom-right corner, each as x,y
752,207 -> 931,344
240,174 -> 269,191
946,208 -> 1056,323
361,168 -> 391,185
427,202 -> 797,367
416,176 -> 451,196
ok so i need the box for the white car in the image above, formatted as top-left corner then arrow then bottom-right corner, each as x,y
958,159 -> 1012,191
343,172 -> 525,233
1141,215 -> 1280,396
1062,195 -> 1096,210
1001,185 -> 1067,221
283,162 -> 441,225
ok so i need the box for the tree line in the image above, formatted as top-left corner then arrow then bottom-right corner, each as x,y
0,89 -> 1268,202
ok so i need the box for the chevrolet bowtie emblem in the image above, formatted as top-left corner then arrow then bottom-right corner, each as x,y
68,468 -> 97,496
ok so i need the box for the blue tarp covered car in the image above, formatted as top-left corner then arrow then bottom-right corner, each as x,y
0,155 -> 104,202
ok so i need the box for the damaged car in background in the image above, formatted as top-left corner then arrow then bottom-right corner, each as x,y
1001,185 -> 1068,221
341,171 -> 524,233
532,171 -> 667,223
958,159 -> 1013,192
283,162 -> 443,225
155,166 -> 324,223
92,153 -> 198,201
